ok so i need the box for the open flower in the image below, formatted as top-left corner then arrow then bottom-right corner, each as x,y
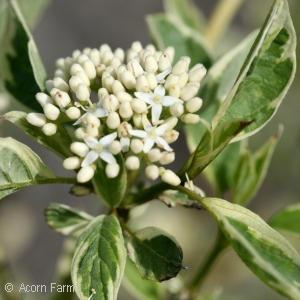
81,132 -> 117,166
74,102 -> 108,125
135,84 -> 182,124
129,115 -> 172,153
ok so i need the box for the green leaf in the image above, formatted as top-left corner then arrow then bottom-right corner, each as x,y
92,154 -> 127,209
45,203 -> 93,235
200,197 -> 300,299
126,226 -> 183,282
122,259 -> 164,300
163,0 -> 205,32
269,204 -> 300,235
212,0 -> 296,141
232,127 -> 282,206
203,141 -> 242,197
0,137 -> 58,200
180,119 -> 251,180
2,111 -> 73,159
146,13 -> 213,68
1,0 -> 47,112
72,215 -> 126,300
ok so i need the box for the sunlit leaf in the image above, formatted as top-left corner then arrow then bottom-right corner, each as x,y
72,215 -> 126,300
126,226 -> 183,282
212,0 -> 296,142
200,197 -> 300,299
45,203 -> 93,235
0,137 -> 57,200
146,13 -> 213,68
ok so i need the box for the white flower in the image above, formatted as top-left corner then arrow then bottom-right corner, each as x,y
129,115 -> 172,153
81,132 -> 117,167
74,102 -> 108,125
134,84 -> 182,124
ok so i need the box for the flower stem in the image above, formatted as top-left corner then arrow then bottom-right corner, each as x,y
205,0 -> 245,46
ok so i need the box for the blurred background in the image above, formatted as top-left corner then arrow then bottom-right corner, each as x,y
0,0 -> 299,299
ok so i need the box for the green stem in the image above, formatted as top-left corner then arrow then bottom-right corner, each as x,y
189,228 -> 228,296
205,0 -> 245,46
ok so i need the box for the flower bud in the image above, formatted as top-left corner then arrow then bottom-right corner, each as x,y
64,57 -> 74,72
118,122 -> 132,138
112,80 -> 125,94
70,142 -> 89,157
186,97 -> 203,113
188,64 -> 206,82
42,123 -> 57,136
66,107 -> 81,120
75,70 -> 90,86
105,163 -> 120,178
125,156 -> 140,170
63,156 -> 81,170
100,44 -> 111,56
77,53 -> 89,65
45,80 -> 54,93
121,70 -> 136,89
131,41 -> 143,53
117,65 -> 127,81
43,103 -> 60,120
145,73 -> 158,90
131,98 -> 147,114
54,91 -> 71,108
160,169 -> 181,186
126,49 -> 138,63
132,113 -> 143,128
165,47 -> 175,63
145,165 -> 159,180
50,88 -> 60,99
130,139 -> 144,154
170,102 -> 184,117
108,140 -> 122,155
148,148 -> 162,162
145,44 -> 156,54
76,83 -> 90,101
54,69 -> 68,82
77,166 -> 95,183
53,77 -> 69,92
154,51 -> 162,62
69,76 -> 84,92
158,53 -> 171,72
119,101 -> 133,119
159,151 -> 175,165
181,113 -> 201,124
102,50 -> 114,66
114,48 -> 125,62
72,49 -> 81,60
180,83 -> 200,101
89,48 -> 101,66
141,49 -> 152,65
144,55 -> 158,73
56,58 -> 65,71
96,64 -> 106,77
35,92 -> 53,107
75,127 -> 86,140
98,87 -> 109,103
106,65 -> 117,77
136,75 -> 149,92
82,59 -> 96,80
127,59 -> 144,78
84,113 -> 101,127
103,94 -> 120,112
162,130 -> 179,144
164,116 -> 178,130
172,58 -> 188,75
178,72 -> 189,88
103,75 -> 115,93
70,63 -> 84,76
116,91 -> 133,103
86,123 -> 99,137
164,74 -> 179,90
169,84 -> 181,98
106,112 -> 120,129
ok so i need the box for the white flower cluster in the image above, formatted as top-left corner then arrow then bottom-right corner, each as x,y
26,42 -> 206,186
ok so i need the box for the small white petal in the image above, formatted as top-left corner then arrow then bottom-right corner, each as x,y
81,150 -> 99,166
99,149 -> 116,164
99,132 -> 117,147
93,107 -> 109,118
155,137 -> 173,151
84,136 -> 98,149
162,96 -> 182,106
151,104 -> 162,123
129,129 -> 148,139
155,123 -> 169,136
154,84 -> 165,97
143,138 -> 155,153
134,92 -> 154,104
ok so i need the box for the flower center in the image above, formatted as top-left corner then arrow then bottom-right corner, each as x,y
153,95 -> 162,104
148,129 -> 157,139
88,104 -> 97,113
94,144 -> 103,153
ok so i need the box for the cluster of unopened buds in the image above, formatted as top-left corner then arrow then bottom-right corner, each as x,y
26,42 -> 206,186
